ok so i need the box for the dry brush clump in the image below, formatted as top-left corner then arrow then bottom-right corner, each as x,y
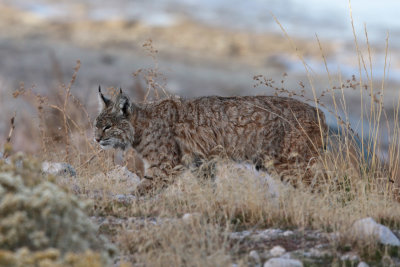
0,153 -> 118,266
12,61 -> 100,166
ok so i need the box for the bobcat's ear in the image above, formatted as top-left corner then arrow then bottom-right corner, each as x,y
98,86 -> 112,111
116,89 -> 132,116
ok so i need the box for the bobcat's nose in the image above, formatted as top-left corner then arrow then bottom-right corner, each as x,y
94,137 -> 100,143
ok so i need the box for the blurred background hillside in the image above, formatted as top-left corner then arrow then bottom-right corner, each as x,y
0,0 -> 399,154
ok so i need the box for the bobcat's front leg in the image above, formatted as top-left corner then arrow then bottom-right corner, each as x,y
135,162 -> 174,195
135,139 -> 181,195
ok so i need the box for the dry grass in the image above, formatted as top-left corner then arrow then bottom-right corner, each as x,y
2,11 -> 400,266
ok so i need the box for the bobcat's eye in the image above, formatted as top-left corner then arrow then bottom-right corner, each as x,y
103,125 -> 112,132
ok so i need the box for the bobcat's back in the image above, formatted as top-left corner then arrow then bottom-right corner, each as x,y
173,96 -> 326,166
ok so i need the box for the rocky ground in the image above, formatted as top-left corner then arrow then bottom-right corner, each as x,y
40,160 -> 400,266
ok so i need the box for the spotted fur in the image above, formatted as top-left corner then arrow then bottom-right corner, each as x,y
94,87 -> 327,192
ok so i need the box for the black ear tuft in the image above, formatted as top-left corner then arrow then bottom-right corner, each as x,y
98,85 -> 111,108
120,88 -> 123,94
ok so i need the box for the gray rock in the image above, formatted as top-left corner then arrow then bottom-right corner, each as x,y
113,194 -> 136,204
302,248 -> 331,258
264,258 -> 303,267
230,230 -> 252,240
352,217 -> 400,246
106,166 -> 141,184
42,161 -> 77,177
259,229 -> 284,239
249,250 -> 261,264
357,262 -> 369,267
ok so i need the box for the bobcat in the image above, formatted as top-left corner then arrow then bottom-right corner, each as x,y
94,87 -> 327,193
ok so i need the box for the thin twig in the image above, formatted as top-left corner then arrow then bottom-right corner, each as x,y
6,112 -> 16,143
3,112 -> 16,158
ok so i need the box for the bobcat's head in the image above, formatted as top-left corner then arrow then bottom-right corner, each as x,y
94,86 -> 135,150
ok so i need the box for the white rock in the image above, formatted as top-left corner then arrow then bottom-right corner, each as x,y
42,161 -> 76,177
259,229 -> 283,239
264,258 -> 303,267
357,262 -> 369,267
270,246 -> 286,257
352,217 -> 400,246
249,250 -> 261,263
283,230 -> 294,237
340,253 -> 359,262
237,163 -> 281,199
182,212 -> 201,222
182,213 -> 192,221
106,166 -> 141,184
